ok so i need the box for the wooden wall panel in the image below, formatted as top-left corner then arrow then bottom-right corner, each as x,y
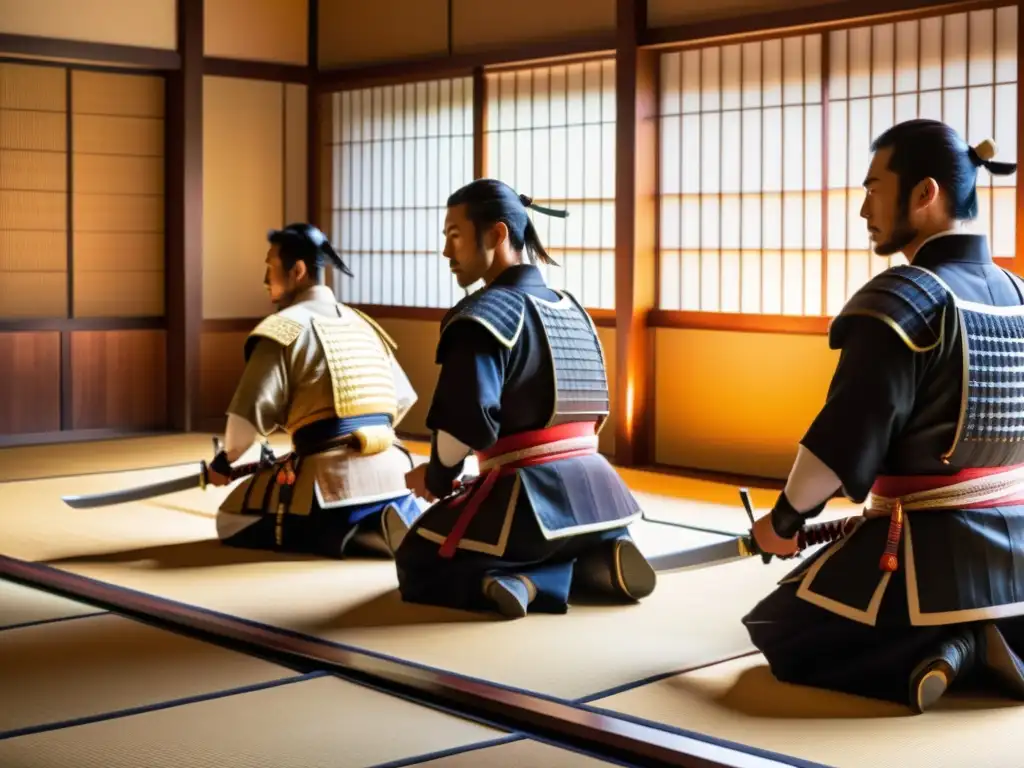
203,76 -> 291,320
205,0 -> 309,65
653,327 -> 838,479
318,0 -> 448,68
452,0 -> 615,52
0,63 -> 67,319
648,0 -> 847,27
71,71 -> 166,318
199,330 -> 248,422
69,330 -> 167,431
0,0 -> 176,50
0,331 -> 61,435
284,83 -> 308,224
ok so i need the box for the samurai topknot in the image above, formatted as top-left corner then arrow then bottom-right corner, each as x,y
446,178 -> 568,267
870,119 -> 1017,221
267,223 -> 353,279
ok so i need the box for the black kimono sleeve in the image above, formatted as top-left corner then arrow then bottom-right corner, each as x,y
423,322 -> 509,498
799,315 -> 921,505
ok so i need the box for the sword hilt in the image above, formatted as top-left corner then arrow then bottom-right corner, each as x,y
739,488 -> 857,564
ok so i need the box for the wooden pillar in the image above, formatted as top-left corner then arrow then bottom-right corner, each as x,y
166,0 -> 204,431
614,0 -> 658,466
307,0 -> 321,227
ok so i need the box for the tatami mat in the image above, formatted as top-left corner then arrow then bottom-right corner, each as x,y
0,444 -> 857,701
409,739 -> 618,767
0,578 -> 102,629
0,612 -> 299,736
0,433 -> 293,483
0,673 -> 504,768
591,652 -> 1024,768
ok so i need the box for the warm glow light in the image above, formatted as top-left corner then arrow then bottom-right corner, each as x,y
484,61 -> 617,310
329,78 -> 474,308
625,378 -> 635,436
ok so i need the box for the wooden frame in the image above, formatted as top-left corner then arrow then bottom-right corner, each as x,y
0,553 -> 809,768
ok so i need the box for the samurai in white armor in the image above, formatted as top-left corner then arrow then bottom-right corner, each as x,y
206,224 -> 424,558
388,180 -> 656,619
743,120 -> 1024,713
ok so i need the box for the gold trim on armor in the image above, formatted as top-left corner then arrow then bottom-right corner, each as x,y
453,313 -> 525,349
835,308 -> 945,353
793,529 -> 893,626
903,517 -> 1024,624
249,314 -> 305,348
414,475 -> 522,556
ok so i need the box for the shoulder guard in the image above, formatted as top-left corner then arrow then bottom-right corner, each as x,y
828,265 -> 949,352
438,287 -> 526,355
244,310 -> 306,361
347,305 -> 398,354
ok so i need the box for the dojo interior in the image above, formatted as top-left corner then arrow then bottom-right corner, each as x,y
0,1 -> 1021,766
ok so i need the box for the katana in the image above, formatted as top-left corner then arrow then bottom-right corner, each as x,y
61,440 -> 280,510
648,488 -> 861,573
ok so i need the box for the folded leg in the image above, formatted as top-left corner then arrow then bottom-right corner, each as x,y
743,582 -> 974,711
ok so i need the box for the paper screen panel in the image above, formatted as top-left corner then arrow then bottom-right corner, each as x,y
484,59 -> 617,309
826,5 -> 1018,314
71,70 -> 165,317
0,62 -> 68,318
329,77 -> 475,308
658,37 -> 824,315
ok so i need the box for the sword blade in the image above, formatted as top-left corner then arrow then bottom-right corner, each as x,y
648,536 -> 756,572
62,472 -> 202,509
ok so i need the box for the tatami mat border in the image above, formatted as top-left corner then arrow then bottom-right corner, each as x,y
0,610 -> 109,634
0,558 -> 821,768
0,671 -> 327,741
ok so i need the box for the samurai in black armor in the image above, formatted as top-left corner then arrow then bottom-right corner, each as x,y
388,179 -> 656,619
743,120 -> 1024,713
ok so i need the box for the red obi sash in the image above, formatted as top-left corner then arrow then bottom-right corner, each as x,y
868,464 -> 1024,572
437,421 -> 599,558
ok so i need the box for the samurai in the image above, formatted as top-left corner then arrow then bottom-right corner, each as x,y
743,119 -> 1024,713
384,179 -> 656,619
205,223 -> 424,558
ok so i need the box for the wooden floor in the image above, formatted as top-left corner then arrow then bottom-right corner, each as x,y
0,434 -> 1021,767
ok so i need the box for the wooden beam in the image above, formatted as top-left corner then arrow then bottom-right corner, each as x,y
202,57 -> 311,83
314,34 -> 616,92
614,0 -> 657,467
166,0 -> 204,432
0,33 -> 180,69
307,0 -> 321,227
641,0 -> 1004,48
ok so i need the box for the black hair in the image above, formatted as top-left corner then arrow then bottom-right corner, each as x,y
446,178 -> 568,266
870,119 -> 1016,220
267,223 -> 352,280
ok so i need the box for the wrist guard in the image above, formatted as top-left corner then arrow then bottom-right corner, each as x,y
210,450 -> 232,477
770,492 -> 826,539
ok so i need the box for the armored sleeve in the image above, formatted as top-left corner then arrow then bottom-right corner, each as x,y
424,321 -> 510,498
798,315 -> 921,504
227,337 -> 291,437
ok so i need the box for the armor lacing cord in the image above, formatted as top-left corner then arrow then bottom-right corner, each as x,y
867,465 -> 1024,572
274,454 -> 301,548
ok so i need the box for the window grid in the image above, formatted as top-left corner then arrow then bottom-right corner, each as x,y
658,36 -> 824,315
329,77 -> 474,308
657,4 -> 1019,317
484,59 -> 617,309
